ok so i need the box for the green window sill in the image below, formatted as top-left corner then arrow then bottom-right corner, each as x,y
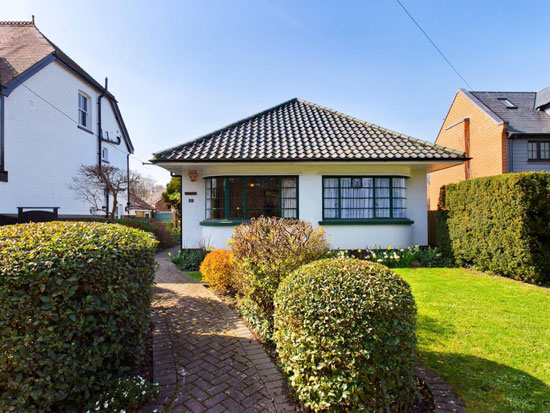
319,219 -> 414,226
200,220 -> 247,227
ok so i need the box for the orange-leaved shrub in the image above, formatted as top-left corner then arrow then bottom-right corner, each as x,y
200,249 -> 235,294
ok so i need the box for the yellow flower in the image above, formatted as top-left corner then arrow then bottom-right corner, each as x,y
168,252 -> 172,257
372,253 -> 377,259
387,245 -> 392,251
357,249 -> 362,253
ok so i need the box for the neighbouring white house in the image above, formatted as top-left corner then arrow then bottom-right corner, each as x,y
0,19 -> 134,223
153,98 -> 466,249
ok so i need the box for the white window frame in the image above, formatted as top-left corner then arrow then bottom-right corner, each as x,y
101,146 -> 109,163
78,92 -> 90,128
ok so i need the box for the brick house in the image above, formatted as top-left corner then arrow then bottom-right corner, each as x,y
428,87 -> 550,212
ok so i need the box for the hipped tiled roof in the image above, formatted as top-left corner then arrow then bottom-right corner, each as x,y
154,98 -> 466,162
129,192 -> 154,210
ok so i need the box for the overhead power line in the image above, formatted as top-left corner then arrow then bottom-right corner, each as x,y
395,0 -> 473,89
21,83 -> 153,166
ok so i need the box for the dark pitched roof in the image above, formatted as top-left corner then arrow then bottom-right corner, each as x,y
129,192 -> 154,210
153,98 -> 466,162
0,20 -> 134,153
464,89 -> 550,135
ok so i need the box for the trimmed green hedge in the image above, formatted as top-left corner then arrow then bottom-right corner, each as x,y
0,222 -> 157,411
274,258 -> 417,411
111,218 -> 178,250
437,172 -> 550,284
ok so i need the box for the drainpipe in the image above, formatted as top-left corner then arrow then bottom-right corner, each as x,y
126,153 -> 130,217
98,78 -> 108,217
509,135 -> 514,173
463,118 -> 471,180
171,172 -> 183,250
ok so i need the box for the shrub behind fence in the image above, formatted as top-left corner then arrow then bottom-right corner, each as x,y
437,172 -> 550,284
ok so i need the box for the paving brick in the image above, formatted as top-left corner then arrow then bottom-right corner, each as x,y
143,251 -> 295,412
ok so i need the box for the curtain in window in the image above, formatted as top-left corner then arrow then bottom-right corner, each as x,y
281,178 -> 297,218
374,178 -> 390,217
322,176 -> 406,219
340,178 -> 373,218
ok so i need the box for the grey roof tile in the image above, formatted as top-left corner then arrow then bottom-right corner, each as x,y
153,98 -> 466,162
468,90 -> 550,135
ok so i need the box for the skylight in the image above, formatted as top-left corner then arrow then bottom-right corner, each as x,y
498,98 -> 517,109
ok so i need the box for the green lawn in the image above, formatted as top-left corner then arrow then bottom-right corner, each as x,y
394,268 -> 550,413
185,271 -> 202,282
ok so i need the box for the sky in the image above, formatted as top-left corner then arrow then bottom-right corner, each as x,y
3,1 -> 550,185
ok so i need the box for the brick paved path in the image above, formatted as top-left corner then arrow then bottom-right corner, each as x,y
144,251 -> 295,413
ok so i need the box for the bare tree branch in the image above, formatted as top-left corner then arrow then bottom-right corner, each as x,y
69,164 -> 139,220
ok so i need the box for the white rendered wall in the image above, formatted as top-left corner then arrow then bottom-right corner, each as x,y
175,163 -> 429,249
0,61 -> 130,216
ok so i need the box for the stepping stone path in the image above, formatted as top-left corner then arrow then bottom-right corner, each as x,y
144,250 -> 295,412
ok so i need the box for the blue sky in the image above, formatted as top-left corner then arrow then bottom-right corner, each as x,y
4,1 -> 550,184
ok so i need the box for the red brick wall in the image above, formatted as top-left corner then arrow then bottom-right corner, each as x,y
427,91 -> 507,211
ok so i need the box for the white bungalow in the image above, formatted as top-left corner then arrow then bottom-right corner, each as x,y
153,98 -> 465,249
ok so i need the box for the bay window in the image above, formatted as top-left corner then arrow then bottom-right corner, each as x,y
323,176 -> 407,220
205,176 -> 298,220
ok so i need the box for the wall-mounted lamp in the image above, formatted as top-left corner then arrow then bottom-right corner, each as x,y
188,171 -> 198,181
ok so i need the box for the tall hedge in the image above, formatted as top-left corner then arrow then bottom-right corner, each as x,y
0,222 -> 158,411
437,172 -> 550,284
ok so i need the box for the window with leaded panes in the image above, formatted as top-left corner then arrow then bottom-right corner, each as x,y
205,176 -> 298,220
322,176 -> 407,219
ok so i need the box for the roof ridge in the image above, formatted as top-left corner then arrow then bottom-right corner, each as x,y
469,90 -> 535,94
296,98 -> 465,156
0,20 -> 34,26
153,98 -> 299,158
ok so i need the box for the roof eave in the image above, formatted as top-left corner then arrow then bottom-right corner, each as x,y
152,157 -> 468,165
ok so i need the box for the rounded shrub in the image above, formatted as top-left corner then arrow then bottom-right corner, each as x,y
231,217 -> 329,340
200,249 -> 234,294
274,258 -> 417,412
0,222 -> 158,411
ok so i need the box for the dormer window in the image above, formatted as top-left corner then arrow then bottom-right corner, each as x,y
498,98 -> 517,109
78,92 -> 90,127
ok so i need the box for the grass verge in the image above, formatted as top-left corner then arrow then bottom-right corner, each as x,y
185,271 -> 202,282
395,268 -> 550,413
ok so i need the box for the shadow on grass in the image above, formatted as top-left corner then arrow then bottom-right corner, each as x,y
421,351 -> 550,413
416,314 -> 455,345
